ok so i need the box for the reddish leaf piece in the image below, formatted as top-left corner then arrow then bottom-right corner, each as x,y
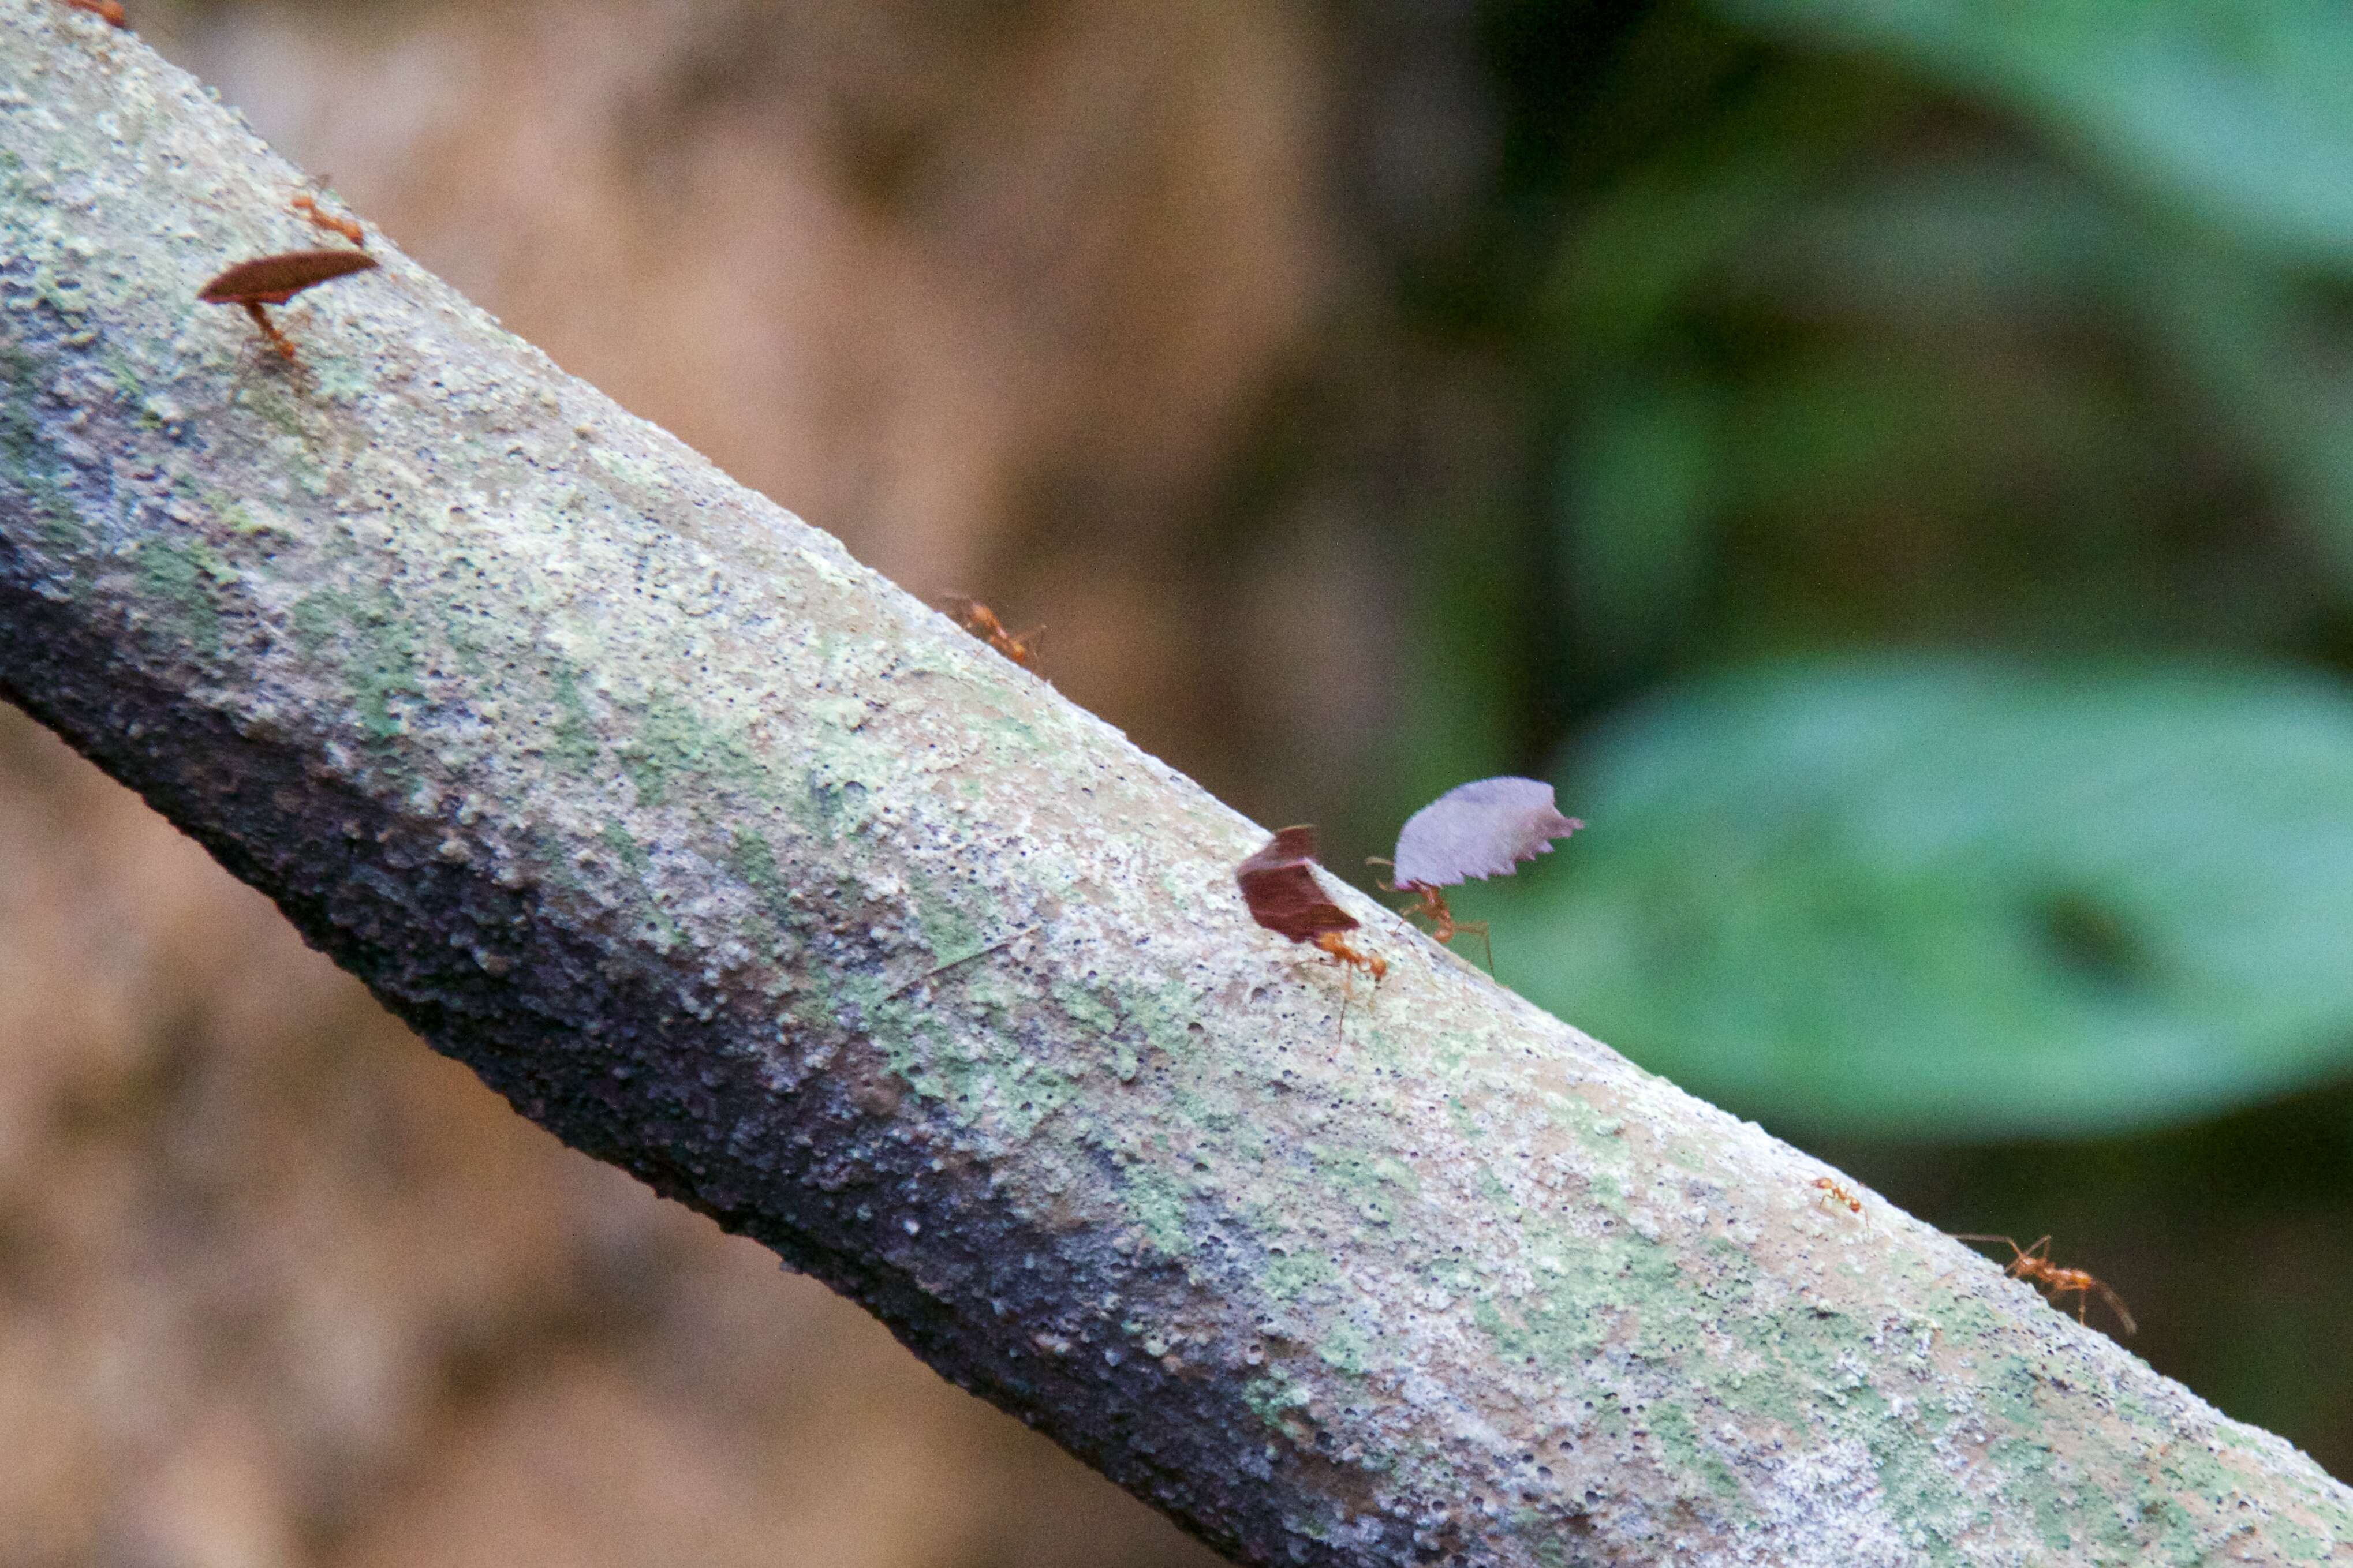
1236,826 -> 1359,943
198,249 -> 380,362
63,0 -> 128,27
198,249 -> 379,306
1391,776 -> 1582,889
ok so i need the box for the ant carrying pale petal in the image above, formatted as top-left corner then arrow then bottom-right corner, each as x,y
1810,1177 -> 1865,1222
1952,1234 -> 2136,1335
1368,858 -> 1492,971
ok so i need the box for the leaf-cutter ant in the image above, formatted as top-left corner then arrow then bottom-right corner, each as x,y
1810,1177 -> 1864,1221
197,249 -> 379,362
1952,1234 -> 2136,1334
1238,827 -> 1385,1031
1367,860 -> 1491,971
941,595 -> 1041,669
292,191 -> 365,246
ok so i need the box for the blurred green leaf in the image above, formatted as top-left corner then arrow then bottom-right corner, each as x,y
1547,63 -> 1897,353
1488,658 -> 2353,1137
1719,0 -> 2353,271
1559,372 -> 1723,665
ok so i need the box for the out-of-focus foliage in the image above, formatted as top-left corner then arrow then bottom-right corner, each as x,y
1486,658 -> 2353,1137
1722,0 -> 2353,269
1373,0 -> 2353,1143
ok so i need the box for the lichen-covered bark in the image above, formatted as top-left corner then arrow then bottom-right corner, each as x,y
1,6 -> 2347,1563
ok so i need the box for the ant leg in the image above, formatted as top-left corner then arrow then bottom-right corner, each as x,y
242,301 -> 296,361
1951,1234 -> 2031,1278
2095,1281 -> 2137,1335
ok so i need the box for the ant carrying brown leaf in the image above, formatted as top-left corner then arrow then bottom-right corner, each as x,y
1238,826 -> 1385,1031
941,595 -> 1041,670
1953,1234 -> 2136,1335
197,249 -> 379,363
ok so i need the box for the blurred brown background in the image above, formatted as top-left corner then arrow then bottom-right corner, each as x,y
13,0 -> 2353,1560
12,0 -> 1385,1560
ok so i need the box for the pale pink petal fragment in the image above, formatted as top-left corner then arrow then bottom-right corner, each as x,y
1391,776 -> 1582,888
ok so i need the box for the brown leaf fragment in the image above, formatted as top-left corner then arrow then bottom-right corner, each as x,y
197,249 -> 379,306
1236,826 -> 1359,944
1391,776 -> 1582,889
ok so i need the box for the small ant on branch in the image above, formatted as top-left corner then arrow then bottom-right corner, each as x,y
941,595 -> 1041,670
1312,927 -> 1385,984
1952,1234 -> 2136,1335
1810,1177 -> 1865,1222
292,190 -> 365,246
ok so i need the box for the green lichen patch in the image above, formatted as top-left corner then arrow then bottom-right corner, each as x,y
1264,1244 -> 1338,1304
546,664 -> 600,776
614,687 -> 756,807
597,821 -> 684,950
289,585 -> 425,744
1315,1319 -> 1373,1376
1121,1165 -> 1197,1257
132,533 -> 231,657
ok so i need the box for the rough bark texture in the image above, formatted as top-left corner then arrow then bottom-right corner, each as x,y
2,6 -> 2349,1563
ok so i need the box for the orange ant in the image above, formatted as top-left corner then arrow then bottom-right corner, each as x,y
62,0 -> 128,27
1952,1234 -> 2136,1335
292,191 -> 365,246
197,249 -> 379,362
1810,1177 -> 1864,1221
1310,930 -> 1385,1033
1312,930 -> 1386,985
942,595 -> 1041,669
1367,859 -> 1491,971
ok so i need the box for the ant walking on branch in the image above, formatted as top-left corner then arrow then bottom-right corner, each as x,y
292,189 -> 365,246
1810,1177 -> 1865,1222
1952,1234 -> 2136,1335
940,595 -> 1042,670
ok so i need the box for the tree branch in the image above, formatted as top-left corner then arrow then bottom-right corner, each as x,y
2,6 -> 2347,1562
